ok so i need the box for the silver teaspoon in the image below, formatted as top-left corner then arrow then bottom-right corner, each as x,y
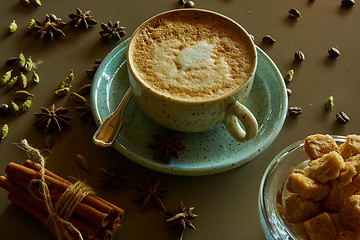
92,87 -> 133,147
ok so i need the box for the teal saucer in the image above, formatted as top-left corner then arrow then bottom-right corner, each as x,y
90,38 -> 288,176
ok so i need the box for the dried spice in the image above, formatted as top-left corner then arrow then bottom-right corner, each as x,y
15,90 -> 34,100
294,51 -> 305,61
289,8 -> 302,18
20,0 -> 41,7
26,19 -> 36,34
20,0 -> 31,7
33,0 -> 42,6
24,57 -> 34,72
54,87 -> 70,96
0,104 -> 9,115
287,88 -> 293,96
33,104 -> 72,133
58,70 -> 74,89
71,92 -> 87,104
32,14 -> 66,41
341,0 -> 355,8
184,1 -> 195,8
86,59 -> 102,76
44,134 -> 53,149
32,71 -> 40,84
147,131 -> 187,163
97,166 -> 130,190
1,124 -> 9,141
18,53 -> 26,68
77,84 -> 92,96
75,154 -> 90,172
19,72 -> 27,89
166,202 -> 198,240
1,70 -> 13,87
8,20 -> 18,33
262,35 -> 276,44
19,98 -> 32,112
284,70 -> 294,82
325,96 -> 334,111
289,106 -> 302,116
135,179 -> 167,211
5,76 -> 19,91
328,47 -> 340,58
336,111 -> 350,124
76,104 -> 93,122
9,101 -> 19,114
68,8 -> 97,29
99,20 -> 126,42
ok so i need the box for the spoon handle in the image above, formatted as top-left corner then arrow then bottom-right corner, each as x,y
92,87 -> 133,147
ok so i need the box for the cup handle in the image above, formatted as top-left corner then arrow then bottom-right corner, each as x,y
224,101 -> 258,142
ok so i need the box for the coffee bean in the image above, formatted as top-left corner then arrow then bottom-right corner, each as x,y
184,0 -> 195,8
0,104 -> 9,115
289,8 -> 302,18
341,0 -> 355,8
289,106 -> 302,116
294,51 -> 305,61
328,47 -> 340,58
336,111 -> 350,124
262,35 -> 276,44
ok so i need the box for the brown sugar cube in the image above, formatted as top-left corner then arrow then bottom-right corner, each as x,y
284,193 -> 321,223
308,151 -> 345,183
322,179 -> 358,212
288,171 -> 329,201
339,194 -> 360,231
286,169 -> 307,192
339,162 -> 358,185
339,135 -> 360,160
304,212 -> 337,240
304,134 -> 339,160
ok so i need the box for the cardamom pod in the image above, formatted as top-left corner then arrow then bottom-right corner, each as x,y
24,56 -> 34,72
15,90 -> 34,99
26,19 -> 36,34
9,20 -> 17,33
19,53 -> 26,68
75,154 -> 90,172
54,87 -> 70,96
77,84 -> 92,95
5,76 -> 19,90
285,69 -> 294,82
58,70 -> 74,89
1,124 -> 9,140
33,0 -> 42,6
20,72 -> 27,89
19,98 -> 32,112
32,71 -> 40,84
325,96 -> 334,111
9,101 -> 19,114
1,70 -> 13,87
20,0 -> 31,7
71,92 -> 87,104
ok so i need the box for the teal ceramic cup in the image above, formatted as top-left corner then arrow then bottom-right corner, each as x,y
127,9 -> 258,142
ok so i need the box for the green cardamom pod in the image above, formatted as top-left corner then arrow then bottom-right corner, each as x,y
20,72 -> 27,89
71,92 -> 87,104
32,71 -> 40,84
26,19 -> 36,34
9,20 -> 17,33
15,90 -> 34,99
77,84 -> 92,95
5,76 -> 19,90
54,87 -> 70,96
1,124 -> 9,140
19,53 -> 26,68
20,0 -> 31,7
284,69 -> 294,82
58,70 -> 74,89
9,101 -> 19,114
1,70 -> 13,87
24,56 -> 34,72
32,0 -> 42,6
19,98 -> 32,112
325,96 -> 334,111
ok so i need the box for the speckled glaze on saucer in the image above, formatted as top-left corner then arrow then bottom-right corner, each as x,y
90,38 -> 288,176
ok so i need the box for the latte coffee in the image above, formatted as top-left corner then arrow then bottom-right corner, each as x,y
128,10 -> 256,102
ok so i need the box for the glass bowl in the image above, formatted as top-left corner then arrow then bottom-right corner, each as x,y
258,135 -> 347,240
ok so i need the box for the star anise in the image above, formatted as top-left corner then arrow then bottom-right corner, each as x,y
68,8 -> 97,30
33,104 -> 71,133
76,104 -> 93,123
86,59 -> 102,77
99,20 -> 126,42
32,14 -> 66,41
134,178 -> 167,211
147,131 -> 187,163
96,166 -> 130,190
166,201 -> 198,240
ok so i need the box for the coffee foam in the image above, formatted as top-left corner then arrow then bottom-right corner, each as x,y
130,11 -> 256,101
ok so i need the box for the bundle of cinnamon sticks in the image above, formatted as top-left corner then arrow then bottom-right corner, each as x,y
0,160 -> 124,240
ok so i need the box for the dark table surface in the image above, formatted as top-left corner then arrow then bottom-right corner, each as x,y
0,0 -> 359,239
